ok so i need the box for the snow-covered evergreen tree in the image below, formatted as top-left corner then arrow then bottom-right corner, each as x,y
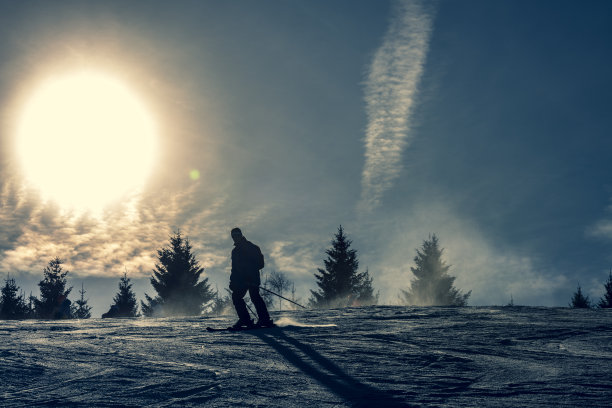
597,271 -> 612,309
310,226 -> 377,308
401,235 -> 471,306
569,283 -> 592,308
142,231 -> 214,316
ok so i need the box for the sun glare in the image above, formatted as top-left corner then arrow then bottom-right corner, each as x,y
16,71 -> 157,213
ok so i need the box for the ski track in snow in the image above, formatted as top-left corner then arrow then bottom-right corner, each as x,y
1,306 -> 611,407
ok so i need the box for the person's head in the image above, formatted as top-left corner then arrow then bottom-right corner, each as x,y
231,227 -> 244,243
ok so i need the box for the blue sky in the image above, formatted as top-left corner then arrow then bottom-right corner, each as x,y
1,0 -> 611,315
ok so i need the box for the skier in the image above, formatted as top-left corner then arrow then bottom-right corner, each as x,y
229,227 -> 273,329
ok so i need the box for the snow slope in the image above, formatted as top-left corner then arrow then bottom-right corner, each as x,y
1,306 -> 611,407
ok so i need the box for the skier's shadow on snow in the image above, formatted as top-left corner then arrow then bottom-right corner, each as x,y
246,328 -> 408,407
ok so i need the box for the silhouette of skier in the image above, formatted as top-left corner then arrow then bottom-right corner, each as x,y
229,227 -> 273,329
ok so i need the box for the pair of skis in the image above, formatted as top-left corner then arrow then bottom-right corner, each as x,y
206,285 -> 302,332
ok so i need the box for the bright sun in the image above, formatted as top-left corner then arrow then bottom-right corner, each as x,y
16,71 -> 157,212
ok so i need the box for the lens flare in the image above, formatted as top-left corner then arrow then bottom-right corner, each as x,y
189,169 -> 200,181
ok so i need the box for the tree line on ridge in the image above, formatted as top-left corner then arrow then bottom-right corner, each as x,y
3,226 -> 608,320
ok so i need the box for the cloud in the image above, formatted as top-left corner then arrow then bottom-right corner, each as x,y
268,240 -> 319,278
263,238 -> 329,304
0,177 -> 235,280
587,206 -> 612,240
0,178 -> 37,252
359,0 -> 435,212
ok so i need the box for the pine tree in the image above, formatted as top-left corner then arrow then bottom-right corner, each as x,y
141,293 -> 162,317
27,292 -> 36,319
597,271 -> 612,309
356,268 -> 378,305
401,235 -> 471,306
34,257 -> 72,319
309,226 -> 377,308
569,283 -> 592,308
142,231 -> 215,316
0,276 -> 29,319
110,272 -> 139,317
73,283 -> 92,319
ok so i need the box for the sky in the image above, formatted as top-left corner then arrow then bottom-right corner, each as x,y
1,0 -> 612,316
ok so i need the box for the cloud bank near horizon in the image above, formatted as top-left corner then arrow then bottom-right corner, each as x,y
0,176 -> 232,280
359,0 -> 435,212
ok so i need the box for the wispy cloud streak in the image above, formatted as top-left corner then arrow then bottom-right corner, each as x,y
359,0 -> 435,212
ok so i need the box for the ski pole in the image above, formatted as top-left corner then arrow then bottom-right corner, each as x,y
258,286 -> 307,309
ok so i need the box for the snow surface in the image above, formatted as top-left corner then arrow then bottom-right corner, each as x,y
1,306 -> 611,407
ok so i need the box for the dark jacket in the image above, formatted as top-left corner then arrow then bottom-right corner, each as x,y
230,238 -> 264,290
